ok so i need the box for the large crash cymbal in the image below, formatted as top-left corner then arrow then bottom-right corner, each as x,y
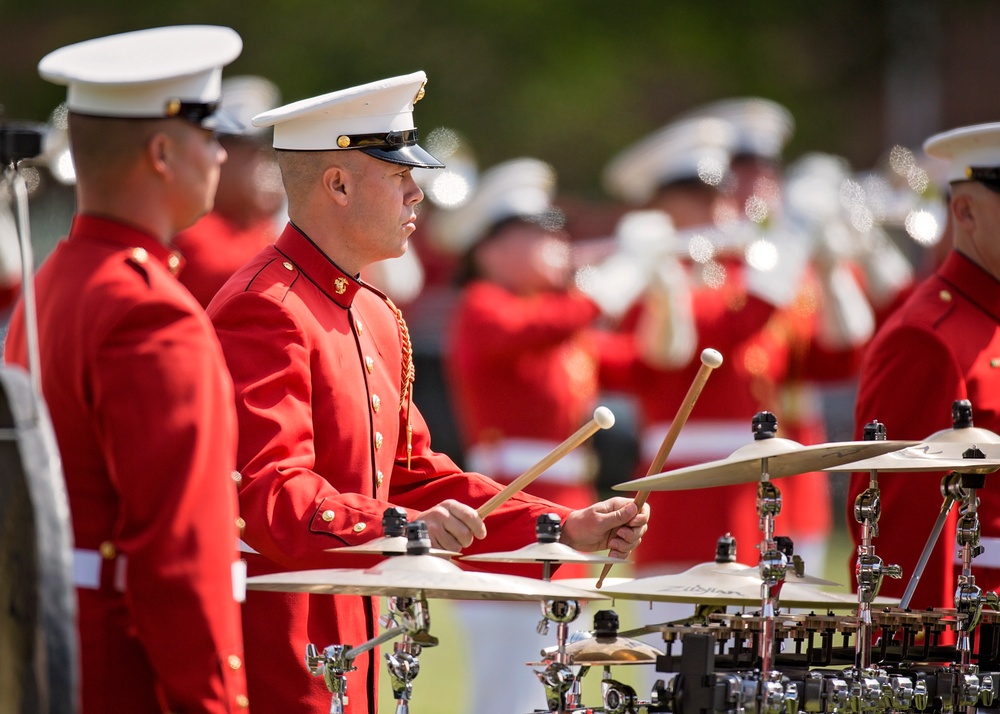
613,438 -> 916,491
532,633 -> 664,666
461,541 -> 625,565
827,443 -> 1000,473
246,553 -> 610,602
324,536 -> 459,557
593,561 -> 898,609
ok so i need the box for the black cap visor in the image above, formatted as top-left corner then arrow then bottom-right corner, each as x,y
361,143 -> 444,169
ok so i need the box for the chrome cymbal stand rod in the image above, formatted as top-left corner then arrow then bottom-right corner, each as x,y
900,474 -> 963,610
382,595 -> 437,714
853,421 -> 902,670
536,598 -> 582,713
756,455 -> 785,677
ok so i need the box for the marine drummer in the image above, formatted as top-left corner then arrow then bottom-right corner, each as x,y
206,72 -> 650,713
848,122 -> 1000,610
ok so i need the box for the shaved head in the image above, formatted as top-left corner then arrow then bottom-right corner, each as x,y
68,113 -> 192,184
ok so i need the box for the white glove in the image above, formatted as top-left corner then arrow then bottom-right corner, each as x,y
814,260 -> 876,350
575,209 -> 678,320
743,222 -> 812,308
635,256 -> 696,369
855,226 -> 914,309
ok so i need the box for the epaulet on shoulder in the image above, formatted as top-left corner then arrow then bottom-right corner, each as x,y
122,247 -> 153,287
245,255 -> 299,300
898,280 -> 958,329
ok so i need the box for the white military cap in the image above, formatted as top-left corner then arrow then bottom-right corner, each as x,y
924,122 -> 1000,184
219,75 -> 282,137
38,25 -> 243,133
252,71 -> 443,169
603,116 -> 736,205
429,157 -> 559,254
681,97 -> 794,160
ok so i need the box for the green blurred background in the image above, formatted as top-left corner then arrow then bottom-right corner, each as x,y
4,0 -> 1000,200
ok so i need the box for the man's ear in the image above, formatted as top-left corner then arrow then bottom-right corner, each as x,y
951,192 -> 975,233
146,131 -> 172,179
323,165 -> 350,206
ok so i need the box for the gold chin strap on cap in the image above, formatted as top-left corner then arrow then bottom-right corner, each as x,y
383,296 -> 416,470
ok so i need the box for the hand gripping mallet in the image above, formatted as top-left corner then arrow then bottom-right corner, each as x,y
595,347 -> 724,587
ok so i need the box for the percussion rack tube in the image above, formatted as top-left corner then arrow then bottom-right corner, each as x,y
596,347 -> 723,588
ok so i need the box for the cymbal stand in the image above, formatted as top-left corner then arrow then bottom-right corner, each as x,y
756,456 -> 785,677
535,597 -> 583,711
384,594 -> 438,714
853,421 -> 902,670
533,513 -> 584,713
900,472 -> 965,610
305,594 -> 433,714
953,461 -> 999,671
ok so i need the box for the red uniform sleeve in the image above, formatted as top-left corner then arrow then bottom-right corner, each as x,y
94,297 -> 245,713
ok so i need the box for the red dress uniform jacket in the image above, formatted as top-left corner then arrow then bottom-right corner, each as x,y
599,261 -> 850,569
173,211 -> 277,309
207,224 -> 572,714
4,215 -> 247,713
848,250 -> 1000,609
445,281 -> 601,577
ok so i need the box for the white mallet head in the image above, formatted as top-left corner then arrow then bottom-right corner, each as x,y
594,406 -> 616,430
700,348 -> 724,369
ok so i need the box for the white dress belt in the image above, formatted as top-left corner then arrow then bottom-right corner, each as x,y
465,438 -> 597,486
73,546 -> 247,602
641,420 -> 750,465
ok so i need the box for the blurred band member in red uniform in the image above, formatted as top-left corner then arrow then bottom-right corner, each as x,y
432,157 -> 603,714
594,101 -> 878,576
174,75 -> 285,308
848,122 -> 1000,609
207,73 -> 649,714
4,26 -> 250,713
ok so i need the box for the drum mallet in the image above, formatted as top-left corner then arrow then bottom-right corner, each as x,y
596,347 -> 723,588
476,406 -> 616,519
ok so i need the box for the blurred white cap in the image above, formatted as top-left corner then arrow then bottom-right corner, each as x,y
219,75 -> 281,137
924,122 -> 1000,184
603,117 -> 736,205
681,97 -> 794,160
252,71 -> 443,168
429,157 -> 558,254
39,25 -> 243,132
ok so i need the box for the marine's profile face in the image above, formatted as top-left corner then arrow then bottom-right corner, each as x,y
168,121 -> 228,231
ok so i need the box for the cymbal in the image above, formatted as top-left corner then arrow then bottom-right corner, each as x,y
925,425 -> 1000,445
533,633 -> 663,666
827,443 -> 1000,473
461,541 -> 625,565
551,577 -> 635,593
593,561 -> 898,609
246,553 -> 610,602
612,439 -> 916,491
718,564 -> 841,587
324,536 -> 459,557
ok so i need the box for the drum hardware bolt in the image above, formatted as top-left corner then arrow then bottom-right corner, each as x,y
980,674 -> 995,706
912,677 -> 929,711
958,672 -> 981,708
601,671 -> 638,714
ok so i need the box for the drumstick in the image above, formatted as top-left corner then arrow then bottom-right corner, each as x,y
595,347 -> 724,587
477,406 -> 616,519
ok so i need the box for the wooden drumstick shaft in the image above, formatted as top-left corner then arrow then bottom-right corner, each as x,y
596,348 -> 723,587
477,406 -> 616,519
